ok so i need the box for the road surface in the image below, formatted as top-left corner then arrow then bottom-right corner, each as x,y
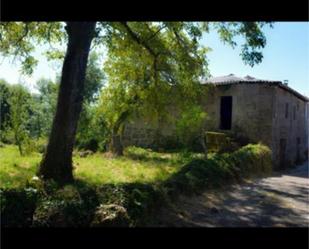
157,161 -> 309,227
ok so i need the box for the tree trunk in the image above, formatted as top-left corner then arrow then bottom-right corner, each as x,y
110,133 -> 124,156
109,110 -> 130,156
15,133 -> 23,156
38,22 -> 96,184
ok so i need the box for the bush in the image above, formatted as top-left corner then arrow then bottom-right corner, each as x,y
164,143 -> 272,197
91,204 -> 131,227
33,137 -> 48,153
229,143 -> 272,177
0,129 -> 15,144
32,184 -> 94,227
94,183 -> 164,226
123,184 -> 163,226
175,105 -> 207,150
0,187 -> 40,227
1,143 -> 272,227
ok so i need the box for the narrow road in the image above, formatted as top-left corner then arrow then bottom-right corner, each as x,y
158,161 -> 309,227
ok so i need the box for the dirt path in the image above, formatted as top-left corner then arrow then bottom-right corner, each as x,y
157,161 -> 309,227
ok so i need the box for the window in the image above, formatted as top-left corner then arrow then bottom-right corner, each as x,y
220,96 -> 232,130
285,103 -> 289,118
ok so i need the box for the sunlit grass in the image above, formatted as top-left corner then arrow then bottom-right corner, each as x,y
0,145 -> 41,188
0,145 -> 198,189
74,155 -> 179,185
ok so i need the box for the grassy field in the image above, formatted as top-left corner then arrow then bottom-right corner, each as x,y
0,145 -> 202,189
0,143 -> 272,227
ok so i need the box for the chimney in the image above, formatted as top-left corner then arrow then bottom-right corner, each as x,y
283,80 -> 289,86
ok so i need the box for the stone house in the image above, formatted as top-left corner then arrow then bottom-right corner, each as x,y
123,74 -> 309,170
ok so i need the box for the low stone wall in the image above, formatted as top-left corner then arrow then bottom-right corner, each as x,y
122,125 -> 157,148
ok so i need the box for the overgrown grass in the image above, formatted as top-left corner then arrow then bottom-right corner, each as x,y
0,145 -> 199,189
0,145 -> 41,188
0,143 -> 272,227
74,151 -> 182,186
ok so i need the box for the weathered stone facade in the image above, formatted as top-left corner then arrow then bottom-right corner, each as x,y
123,75 -> 309,170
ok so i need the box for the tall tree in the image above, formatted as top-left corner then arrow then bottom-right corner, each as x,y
0,79 -> 11,134
0,21 -> 271,184
38,22 -> 96,183
29,78 -> 59,138
8,84 -> 31,155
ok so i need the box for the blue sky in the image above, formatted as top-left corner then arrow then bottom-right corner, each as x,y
0,22 -> 308,96
202,22 -> 309,96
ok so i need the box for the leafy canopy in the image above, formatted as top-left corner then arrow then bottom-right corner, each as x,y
95,22 -> 271,132
0,21 -> 272,135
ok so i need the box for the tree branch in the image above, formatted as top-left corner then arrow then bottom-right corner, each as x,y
119,22 -> 158,57
144,23 -> 167,43
14,23 -> 30,47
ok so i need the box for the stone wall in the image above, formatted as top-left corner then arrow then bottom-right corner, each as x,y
271,86 -> 308,169
122,83 -> 309,169
122,118 -> 157,148
201,83 -> 274,148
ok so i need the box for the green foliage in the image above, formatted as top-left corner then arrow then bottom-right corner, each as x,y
29,78 -> 58,138
0,22 -> 65,75
83,52 -> 105,103
0,21 -> 272,161
0,78 -> 58,146
7,84 -> 32,155
228,143 -> 272,177
99,22 -> 210,143
0,187 -> 40,227
75,53 -> 107,152
1,143 -> 272,227
0,79 -> 11,132
175,105 -> 207,148
32,184 -> 93,227
76,103 -> 109,152
164,143 -> 272,196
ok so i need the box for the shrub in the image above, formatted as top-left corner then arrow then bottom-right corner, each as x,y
229,143 -> 272,177
123,184 -> 163,226
94,183 -> 164,226
0,129 -> 15,144
91,204 -> 131,227
0,187 -> 40,227
1,143 -> 272,227
175,105 -> 207,150
32,184 -> 94,227
164,143 -> 272,197
33,137 -> 48,153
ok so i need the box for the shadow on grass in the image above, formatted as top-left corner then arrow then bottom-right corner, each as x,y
1,144 -> 274,227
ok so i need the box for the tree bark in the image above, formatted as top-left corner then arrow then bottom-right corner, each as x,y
110,133 -> 124,156
38,22 -> 96,184
109,110 -> 130,156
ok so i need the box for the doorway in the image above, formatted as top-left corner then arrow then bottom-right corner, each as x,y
220,96 -> 232,130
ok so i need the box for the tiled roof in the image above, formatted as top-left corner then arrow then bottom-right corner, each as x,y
201,74 -> 309,102
202,74 -> 279,84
